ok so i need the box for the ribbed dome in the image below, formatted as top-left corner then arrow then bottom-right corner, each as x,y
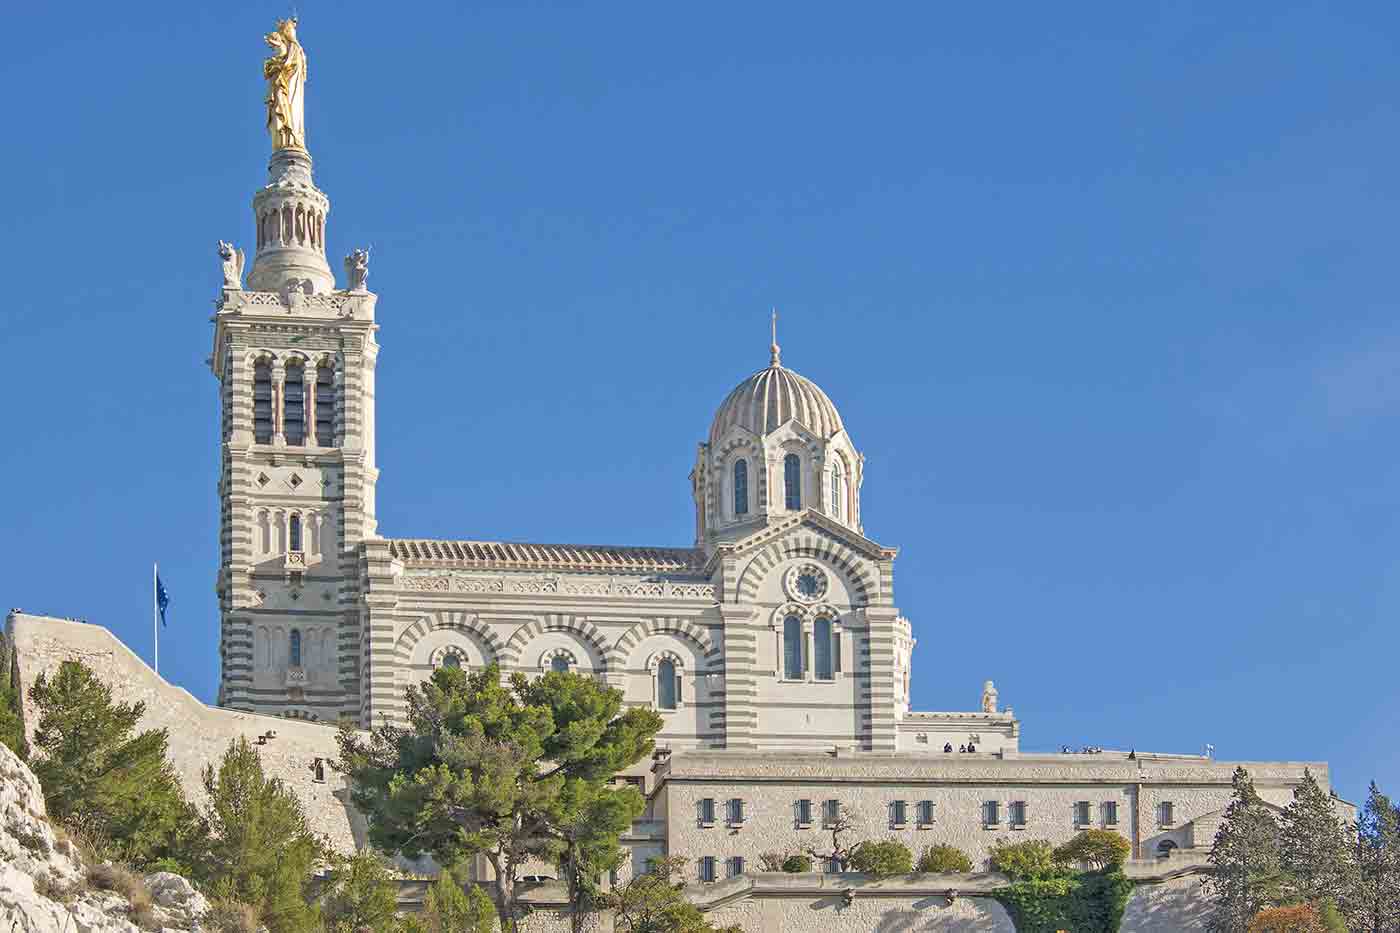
709,355 -> 845,446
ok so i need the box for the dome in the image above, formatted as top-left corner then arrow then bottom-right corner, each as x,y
709,345 -> 845,447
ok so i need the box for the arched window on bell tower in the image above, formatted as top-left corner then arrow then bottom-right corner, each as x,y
289,628 -> 302,667
314,363 -> 335,447
289,514 -> 302,553
783,615 -> 803,679
284,361 -> 305,445
733,459 -> 749,517
253,360 -> 273,444
784,454 -> 802,510
830,459 -> 844,521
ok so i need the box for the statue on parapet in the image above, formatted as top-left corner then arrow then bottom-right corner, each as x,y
218,241 -> 245,289
264,18 -> 308,151
981,679 -> 998,713
345,248 -> 369,292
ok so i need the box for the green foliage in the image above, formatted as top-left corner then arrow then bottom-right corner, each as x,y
1346,781 -> 1400,932
605,857 -> 742,933
199,736 -> 321,933
320,850 -> 400,933
989,838 -> 1064,881
336,664 -> 662,930
1280,770 -> 1351,910
781,854 -> 813,873
28,660 -> 199,868
1053,829 -> 1130,871
1314,897 -> 1347,933
847,839 -> 913,878
0,633 -> 28,759
916,844 -> 972,874
422,872 -> 496,933
993,868 -> 1134,933
1206,767 -> 1289,933
550,775 -> 645,932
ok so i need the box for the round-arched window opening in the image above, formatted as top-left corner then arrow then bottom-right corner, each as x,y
441,654 -> 462,669
551,654 -> 571,674
289,629 -> 302,667
657,658 -> 677,710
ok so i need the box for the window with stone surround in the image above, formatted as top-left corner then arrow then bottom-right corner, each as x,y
289,514 -> 302,552
1074,801 -> 1091,826
284,361 -> 306,445
699,856 -> 717,883
813,617 -> 834,681
733,459 -> 748,516
784,453 -> 801,510
889,800 -> 907,827
917,800 -> 935,826
726,798 -> 745,826
783,616 -> 803,679
983,800 -> 1001,826
657,658 -> 678,710
796,799 -> 813,826
822,799 -> 840,827
698,798 -> 716,825
1010,801 -> 1027,828
314,363 -> 335,446
253,359 -> 273,443
289,629 -> 302,667
1103,801 -> 1118,826
726,856 -> 745,879
1159,801 -> 1175,826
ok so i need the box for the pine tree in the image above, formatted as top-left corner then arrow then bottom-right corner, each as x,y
421,871 -> 496,933
0,633 -> 28,758
199,736 -> 321,933
1206,766 -> 1288,933
319,850 -> 401,933
1279,769 -> 1352,909
1346,782 -> 1400,933
28,659 -> 197,867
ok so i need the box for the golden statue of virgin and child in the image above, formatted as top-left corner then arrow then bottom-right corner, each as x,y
264,18 -> 308,151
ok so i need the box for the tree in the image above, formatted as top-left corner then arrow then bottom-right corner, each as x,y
550,777 -> 645,933
0,633 -> 28,758
1279,770 -> 1352,909
200,736 -> 322,933
1206,766 -> 1289,933
336,664 -> 662,931
803,803 -> 862,870
1053,829 -> 1130,872
605,856 -> 742,933
28,659 -> 198,867
847,840 -> 913,878
320,850 -> 400,933
421,871 -> 496,933
916,844 -> 973,874
989,839 -> 1063,881
1346,782 -> 1400,933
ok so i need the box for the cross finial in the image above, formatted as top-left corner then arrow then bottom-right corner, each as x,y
769,307 -> 781,367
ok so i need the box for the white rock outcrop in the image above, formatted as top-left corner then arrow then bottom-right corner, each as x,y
0,742 -> 207,933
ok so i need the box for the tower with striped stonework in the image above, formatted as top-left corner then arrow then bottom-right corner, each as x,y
210,62 -> 379,721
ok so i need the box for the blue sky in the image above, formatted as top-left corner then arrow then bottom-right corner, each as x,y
3,2 -> 1397,804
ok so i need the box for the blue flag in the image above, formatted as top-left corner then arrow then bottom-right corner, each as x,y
156,576 -> 170,627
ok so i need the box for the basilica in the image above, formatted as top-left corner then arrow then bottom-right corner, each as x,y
188,24 -> 1348,911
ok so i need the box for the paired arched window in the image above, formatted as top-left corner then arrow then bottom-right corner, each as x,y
284,362 -> 305,445
733,459 -> 749,516
289,514 -> 302,552
253,360 -> 273,444
830,461 -> 844,521
314,364 -> 335,447
289,629 -> 302,667
814,617 -> 834,681
657,658 -> 678,710
784,454 -> 801,510
551,654 -> 571,674
783,615 -> 803,679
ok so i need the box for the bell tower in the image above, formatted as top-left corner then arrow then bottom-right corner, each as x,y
210,20 -> 379,722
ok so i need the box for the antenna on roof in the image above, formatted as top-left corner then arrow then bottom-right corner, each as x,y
769,307 -> 781,367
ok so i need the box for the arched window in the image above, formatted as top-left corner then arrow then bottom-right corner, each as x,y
551,654 -> 571,674
284,362 -> 305,445
288,514 -> 302,552
813,617 -> 833,681
733,459 -> 749,516
315,364 -> 335,446
289,629 -> 302,667
253,360 -> 273,444
441,653 -> 462,669
657,658 -> 677,710
784,454 -> 801,510
830,461 -> 844,521
783,615 -> 803,679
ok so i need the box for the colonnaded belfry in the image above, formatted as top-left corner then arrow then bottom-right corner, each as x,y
191,19 -> 1354,890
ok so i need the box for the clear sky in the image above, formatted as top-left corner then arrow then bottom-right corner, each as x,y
3,2 -> 1396,804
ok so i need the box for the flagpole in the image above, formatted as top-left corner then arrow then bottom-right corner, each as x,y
153,561 -> 159,674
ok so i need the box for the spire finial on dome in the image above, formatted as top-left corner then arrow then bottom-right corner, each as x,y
769,307 -> 781,367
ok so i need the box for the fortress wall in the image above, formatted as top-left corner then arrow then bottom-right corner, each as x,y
6,613 -> 364,855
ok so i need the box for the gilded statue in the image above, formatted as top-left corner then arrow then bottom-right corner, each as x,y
264,18 -> 307,151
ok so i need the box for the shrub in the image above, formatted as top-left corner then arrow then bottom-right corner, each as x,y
781,854 -> 813,873
202,897 -> 263,933
1053,829 -> 1130,871
33,871 -> 83,905
993,868 -> 1133,933
87,862 -> 158,931
989,839 -> 1063,881
421,874 -> 495,933
757,852 -> 785,872
320,850 -> 400,933
847,840 -> 913,878
1248,904 -> 1325,933
916,844 -> 973,874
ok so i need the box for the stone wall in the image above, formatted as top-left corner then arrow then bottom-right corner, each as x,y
6,613 -> 364,855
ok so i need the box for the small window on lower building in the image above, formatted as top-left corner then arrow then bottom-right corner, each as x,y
699,856 -> 717,883
698,798 -> 716,825
916,800 -> 935,825
1074,801 -> 1091,825
1159,801 -> 1175,826
1103,801 -> 1119,826
1009,801 -> 1027,827
727,798 -> 746,825
726,856 -> 745,878
796,799 -> 813,825
889,800 -> 907,827
984,800 -> 1001,826
823,799 -> 841,827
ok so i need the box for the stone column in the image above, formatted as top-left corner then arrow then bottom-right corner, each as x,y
271,360 -> 286,446
305,363 -> 317,446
